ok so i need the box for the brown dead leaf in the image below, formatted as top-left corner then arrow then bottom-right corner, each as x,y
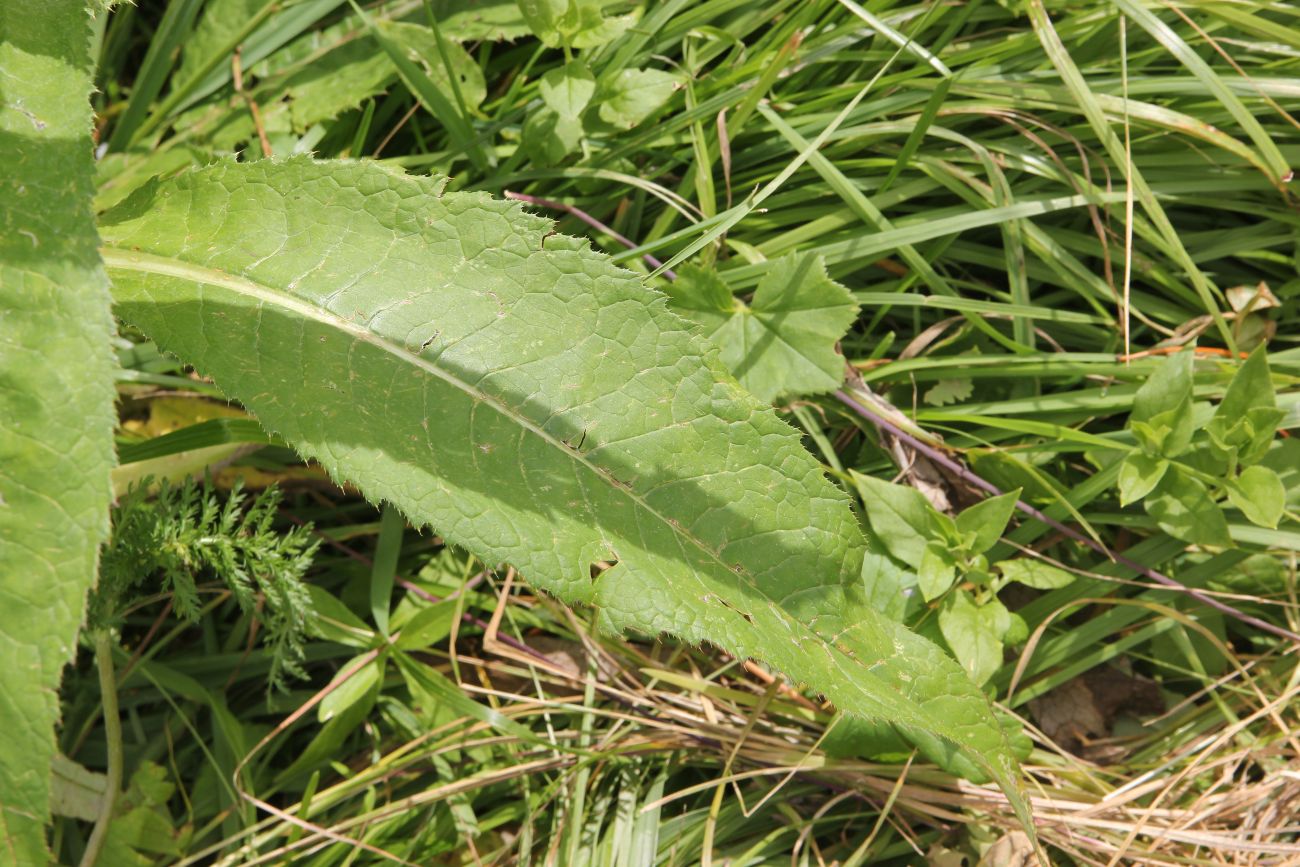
477,636 -> 618,694
1029,665 -> 1163,761
1225,281 -> 1280,314
926,842 -> 968,867
979,831 -> 1036,867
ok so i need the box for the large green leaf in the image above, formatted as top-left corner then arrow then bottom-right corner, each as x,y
99,158 -> 1028,817
0,3 -> 117,861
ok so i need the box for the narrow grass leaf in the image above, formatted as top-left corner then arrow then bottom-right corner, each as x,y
350,1 -> 488,171
1027,0 -> 1235,349
1113,0 -> 1289,184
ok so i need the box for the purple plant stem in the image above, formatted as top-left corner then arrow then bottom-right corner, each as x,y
505,191 -> 677,280
833,388 -> 1300,646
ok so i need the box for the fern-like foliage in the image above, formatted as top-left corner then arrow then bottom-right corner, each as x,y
93,480 -> 318,690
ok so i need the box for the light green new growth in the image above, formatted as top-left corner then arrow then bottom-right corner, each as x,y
668,254 -> 859,403
100,158 -> 1028,819
0,3 -> 117,862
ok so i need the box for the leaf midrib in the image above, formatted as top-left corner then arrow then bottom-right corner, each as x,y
101,247 -> 690,543
101,250 -> 792,607
102,244 -> 950,731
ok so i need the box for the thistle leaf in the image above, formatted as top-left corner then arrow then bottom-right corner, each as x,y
0,5 -> 116,860
101,158 -> 1029,821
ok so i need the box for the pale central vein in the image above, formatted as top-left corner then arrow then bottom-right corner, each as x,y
101,247 -> 764,591
100,244 -> 952,735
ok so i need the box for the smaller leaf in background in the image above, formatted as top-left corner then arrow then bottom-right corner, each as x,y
49,754 -> 106,822
540,60 -> 596,118
852,472 -> 947,568
1215,345 -> 1274,423
598,68 -> 682,129
94,762 -> 187,867
938,591 -> 1010,686
572,11 -> 635,47
996,558 -> 1075,590
394,599 -> 460,650
1144,399 -> 1196,458
318,656 -> 382,723
918,542 -> 958,601
1146,469 -> 1231,547
1118,452 -> 1169,506
965,557 -> 995,588
666,254 -> 858,402
955,490 -> 1020,555
433,0 -> 534,41
924,377 -> 973,407
1209,347 -> 1283,466
1003,611 -> 1029,646
1261,439 -> 1300,508
283,39 -> 399,132
1130,421 -> 1165,458
663,264 -> 735,320
1132,348 -> 1193,425
1210,406 -> 1286,468
1225,283 -> 1280,352
981,831 -> 1037,867
1242,408 -> 1287,465
307,584 -> 375,648
859,538 -> 917,621
1227,465 -> 1285,529
376,21 -> 488,110
517,0 -> 634,49
522,105 -> 584,163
